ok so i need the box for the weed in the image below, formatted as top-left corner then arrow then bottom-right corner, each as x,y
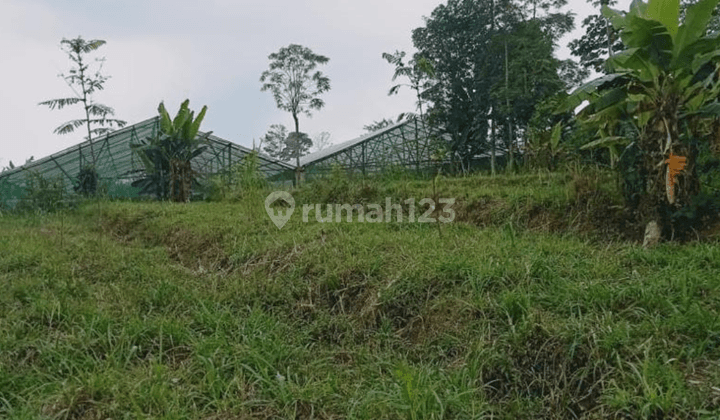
1,174 -> 719,418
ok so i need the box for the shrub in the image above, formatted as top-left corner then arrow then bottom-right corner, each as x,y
74,165 -> 99,196
17,171 -> 74,213
204,151 -> 268,202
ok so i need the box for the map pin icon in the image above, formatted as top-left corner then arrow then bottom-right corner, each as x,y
265,191 -> 295,229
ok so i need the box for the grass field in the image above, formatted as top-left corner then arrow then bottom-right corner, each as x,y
1,172 -> 720,419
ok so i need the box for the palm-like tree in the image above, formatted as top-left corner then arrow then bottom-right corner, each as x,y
39,37 -> 126,166
131,100 -> 209,202
566,0 -> 720,239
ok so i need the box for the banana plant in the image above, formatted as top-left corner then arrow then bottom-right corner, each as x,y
131,100 -> 210,202
563,0 -> 720,238
526,121 -> 566,170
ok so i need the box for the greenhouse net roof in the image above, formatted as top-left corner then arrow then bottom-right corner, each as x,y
0,117 -> 294,208
299,117 -> 451,178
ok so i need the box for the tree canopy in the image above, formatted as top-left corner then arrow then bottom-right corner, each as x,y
564,0 -> 720,240
571,0 -> 720,74
411,0 -> 577,172
260,124 -> 312,162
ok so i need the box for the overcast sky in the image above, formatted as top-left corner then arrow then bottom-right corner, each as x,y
0,0 -> 632,169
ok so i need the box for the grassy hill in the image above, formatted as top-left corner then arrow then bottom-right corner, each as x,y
1,172 -> 719,419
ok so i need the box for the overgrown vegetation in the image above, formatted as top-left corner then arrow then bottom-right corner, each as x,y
14,171 -> 74,214
206,150 -> 268,203
564,0 -> 720,241
74,165 -> 99,197
1,174 -> 719,419
3,1 -> 720,416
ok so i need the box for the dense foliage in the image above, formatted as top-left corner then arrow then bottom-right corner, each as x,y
565,0 -> 720,238
411,0 -> 580,173
17,171 -> 69,213
74,165 -> 99,197
569,0 -> 625,73
131,100 -> 209,202
260,124 -> 313,162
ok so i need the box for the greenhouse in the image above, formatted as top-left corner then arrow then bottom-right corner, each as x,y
0,117 -> 294,208
299,118 -> 451,178
1,115 -> 491,208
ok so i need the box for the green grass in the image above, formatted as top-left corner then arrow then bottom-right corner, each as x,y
1,172 -> 719,419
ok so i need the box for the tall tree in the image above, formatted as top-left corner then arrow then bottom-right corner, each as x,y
570,0 -> 626,73
260,44 -> 330,180
382,51 -> 435,123
494,0 -> 575,172
39,37 -> 126,167
413,0 -> 574,173
412,0 -> 494,172
383,50 -> 436,173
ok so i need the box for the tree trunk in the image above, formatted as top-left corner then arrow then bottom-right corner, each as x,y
490,0 -> 496,176
170,159 -> 179,202
637,108 -> 700,242
491,113 -> 496,176
182,161 -> 192,203
505,40 -> 514,173
169,160 -> 193,203
77,53 -> 96,168
602,0 -> 614,59
414,116 -> 421,175
416,88 -> 425,176
643,220 -> 661,248
293,113 -> 301,186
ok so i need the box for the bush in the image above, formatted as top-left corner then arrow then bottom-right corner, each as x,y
16,171 -> 75,213
204,151 -> 268,202
74,165 -> 99,196
379,164 -> 415,182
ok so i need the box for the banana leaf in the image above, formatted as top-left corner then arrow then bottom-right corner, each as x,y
580,136 -> 631,150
